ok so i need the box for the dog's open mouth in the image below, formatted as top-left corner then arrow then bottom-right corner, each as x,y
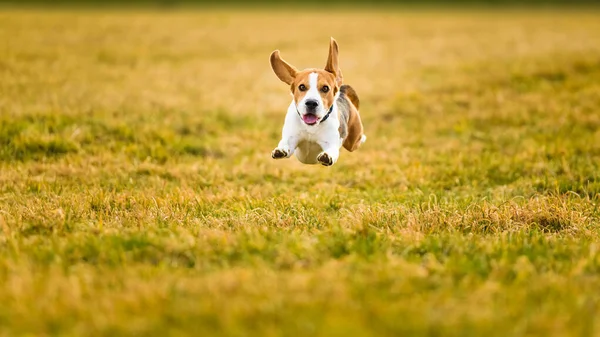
302,114 -> 319,125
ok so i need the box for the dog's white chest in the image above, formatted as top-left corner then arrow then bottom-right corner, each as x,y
293,121 -> 340,164
273,98 -> 344,166
295,139 -> 323,164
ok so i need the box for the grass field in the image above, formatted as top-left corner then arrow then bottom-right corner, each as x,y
1,7 -> 600,336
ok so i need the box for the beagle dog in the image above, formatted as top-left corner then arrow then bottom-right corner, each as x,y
270,37 -> 366,166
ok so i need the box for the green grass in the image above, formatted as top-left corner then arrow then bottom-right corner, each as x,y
1,8 -> 600,336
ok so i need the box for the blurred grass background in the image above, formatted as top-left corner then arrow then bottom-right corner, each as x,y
1,1 -> 600,336
1,0 -> 599,7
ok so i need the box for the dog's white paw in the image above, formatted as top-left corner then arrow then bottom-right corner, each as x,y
271,147 -> 290,159
360,134 -> 367,144
317,152 -> 334,166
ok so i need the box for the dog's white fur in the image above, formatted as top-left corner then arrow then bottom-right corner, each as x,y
272,75 -> 343,165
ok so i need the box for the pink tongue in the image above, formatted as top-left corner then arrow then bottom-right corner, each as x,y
302,114 -> 318,125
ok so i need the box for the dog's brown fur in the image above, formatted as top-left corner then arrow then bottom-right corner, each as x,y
338,85 -> 363,152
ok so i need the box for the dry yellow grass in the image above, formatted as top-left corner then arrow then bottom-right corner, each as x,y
1,7 -> 600,336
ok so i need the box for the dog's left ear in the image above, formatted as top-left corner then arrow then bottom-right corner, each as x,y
270,50 -> 298,85
325,37 -> 343,86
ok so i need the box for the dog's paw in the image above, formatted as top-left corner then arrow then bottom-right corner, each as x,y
271,147 -> 290,159
317,152 -> 334,166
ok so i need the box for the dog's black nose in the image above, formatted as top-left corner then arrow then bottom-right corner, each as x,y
305,100 -> 319,109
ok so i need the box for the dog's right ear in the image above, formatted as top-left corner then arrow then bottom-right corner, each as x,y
270,50 -> 298,85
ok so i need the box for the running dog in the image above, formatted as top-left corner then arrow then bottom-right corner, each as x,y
270,37 -> 366,166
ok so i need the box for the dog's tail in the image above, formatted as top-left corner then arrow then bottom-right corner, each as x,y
340,84 -> 360,109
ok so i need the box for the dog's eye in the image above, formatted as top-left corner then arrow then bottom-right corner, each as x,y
321,85 -> 330,93
298,84 -> 307,91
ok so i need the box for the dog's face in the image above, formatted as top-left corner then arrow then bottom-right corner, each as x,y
270,38 -> 343,126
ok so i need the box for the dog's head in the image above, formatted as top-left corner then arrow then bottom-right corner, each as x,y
270,37 -> 343,126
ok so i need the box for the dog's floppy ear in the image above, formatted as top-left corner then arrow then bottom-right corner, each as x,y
325,37 -> 343,86
270,50 -> 298,85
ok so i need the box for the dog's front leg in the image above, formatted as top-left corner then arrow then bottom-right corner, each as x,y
272,135 -> 298,159
272,110 -> 299,159
316,132 -> 341,167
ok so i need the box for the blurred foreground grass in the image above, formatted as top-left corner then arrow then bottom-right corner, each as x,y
1,8 -> 600,336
